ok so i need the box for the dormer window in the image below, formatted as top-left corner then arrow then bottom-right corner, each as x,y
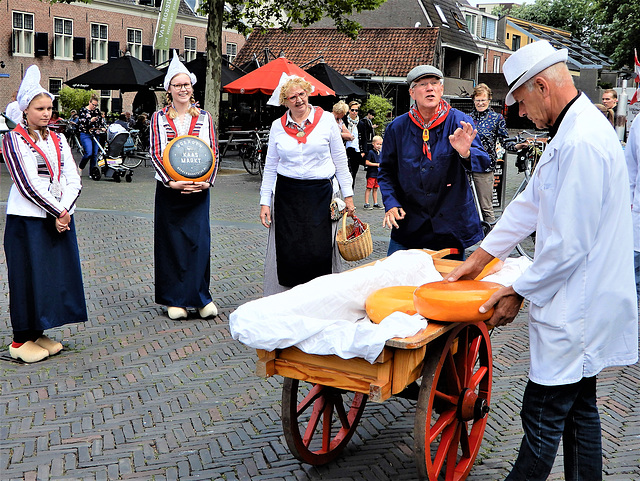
435,5 -> 449,25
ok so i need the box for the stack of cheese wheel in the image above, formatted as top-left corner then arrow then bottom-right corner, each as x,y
364,258 -> 503,324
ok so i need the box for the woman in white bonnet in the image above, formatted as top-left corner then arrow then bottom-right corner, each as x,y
149,52 -> 219,320
2,65 -> 86,363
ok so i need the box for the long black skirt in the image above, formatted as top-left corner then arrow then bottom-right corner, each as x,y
274,175 -> 333,288
4,214 -> 87,332
154,182 -> 212,308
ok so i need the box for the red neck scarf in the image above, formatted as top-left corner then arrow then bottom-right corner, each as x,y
281,107 -> 324,144
408,99 -> 451,160
165,107 -> 198,137
15,124 -> 62,181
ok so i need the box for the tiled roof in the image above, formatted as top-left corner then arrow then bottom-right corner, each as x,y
234,28 -> 440,78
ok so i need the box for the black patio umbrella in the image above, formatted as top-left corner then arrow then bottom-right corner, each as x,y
65,54 -> 161,92
148,56 -> 244,90
305,62 -> 367,97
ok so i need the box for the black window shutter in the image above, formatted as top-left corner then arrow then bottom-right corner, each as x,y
142,45 -> 153,64
108,41 -> 120,60
34,32 -> 48,57
73,37 -> 86,60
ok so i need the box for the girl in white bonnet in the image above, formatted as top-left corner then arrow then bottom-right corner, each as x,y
3,65 -> 87,363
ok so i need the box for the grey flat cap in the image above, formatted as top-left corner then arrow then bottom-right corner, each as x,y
406,65 -> 443,84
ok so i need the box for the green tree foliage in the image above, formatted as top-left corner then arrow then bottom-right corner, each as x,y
213,0 -> 387,40
362,94 -> 393,136
595,0 -> 640,68
58,87 -> 95,115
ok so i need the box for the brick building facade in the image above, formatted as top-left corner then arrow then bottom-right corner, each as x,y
0,0 -> 245,114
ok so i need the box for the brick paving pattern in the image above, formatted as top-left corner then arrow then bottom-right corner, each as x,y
1,155 -> 639,480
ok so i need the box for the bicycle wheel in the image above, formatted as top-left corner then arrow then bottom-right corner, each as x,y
243,148 -> 260,175
512,179 -> 536,260
121,154 -> 144,169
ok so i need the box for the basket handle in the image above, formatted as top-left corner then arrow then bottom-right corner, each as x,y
341,212 -> 348,242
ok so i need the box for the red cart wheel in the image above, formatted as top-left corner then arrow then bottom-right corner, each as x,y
281,378 -> 368,465
414,322 -> 492,480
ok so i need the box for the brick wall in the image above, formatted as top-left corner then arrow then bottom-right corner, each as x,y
0,0 -> 244,113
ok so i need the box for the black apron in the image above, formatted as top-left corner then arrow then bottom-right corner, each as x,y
274,174 -> 333,287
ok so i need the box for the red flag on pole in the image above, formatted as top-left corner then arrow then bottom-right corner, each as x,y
630,49 -> 640,105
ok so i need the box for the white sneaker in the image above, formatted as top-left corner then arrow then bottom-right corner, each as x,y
198,302 -> 218,318
167,306 -> 188,320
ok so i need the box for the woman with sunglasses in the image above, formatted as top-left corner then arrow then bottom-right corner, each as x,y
259,76 -> 355,296
149,52 -> 219,320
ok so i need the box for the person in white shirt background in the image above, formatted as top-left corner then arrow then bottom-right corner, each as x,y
448,40 -> 638,480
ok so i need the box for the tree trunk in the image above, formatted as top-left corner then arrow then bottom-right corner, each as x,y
204,0 -> 224,129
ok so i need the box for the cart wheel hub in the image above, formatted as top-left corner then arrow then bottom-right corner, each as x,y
457,388 -> 490,422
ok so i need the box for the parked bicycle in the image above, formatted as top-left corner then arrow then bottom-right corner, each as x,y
505,130 -> 548,260
241,130 -> 269,178
121,128 -> 149,169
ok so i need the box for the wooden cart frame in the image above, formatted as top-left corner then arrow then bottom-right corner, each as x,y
255,256 -> 494,480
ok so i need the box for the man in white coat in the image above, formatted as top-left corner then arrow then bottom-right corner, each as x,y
448,40 -> 638,480
625,115 -> 640,298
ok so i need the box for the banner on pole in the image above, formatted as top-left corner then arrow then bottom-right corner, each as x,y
154,0 -> 180,51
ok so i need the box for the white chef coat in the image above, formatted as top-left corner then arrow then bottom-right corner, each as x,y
625,115 -> 640,251
482,94 -> 638,386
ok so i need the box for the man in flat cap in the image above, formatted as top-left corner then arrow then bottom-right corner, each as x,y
378,65 -> 490,259
448,40 -> 638,480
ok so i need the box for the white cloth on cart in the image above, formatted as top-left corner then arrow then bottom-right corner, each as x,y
230,251 -> 533,363
230,250 -> 442,362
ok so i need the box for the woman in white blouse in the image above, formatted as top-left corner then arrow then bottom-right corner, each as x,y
259,77 -> 355,296
3,65 -> 86,363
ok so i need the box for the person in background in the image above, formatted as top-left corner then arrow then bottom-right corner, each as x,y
625,114 -> 640,299
378,65 -> 490,259
358,109 -> 377,156
594,103 -> 615,126
448,40 -> 638,480
363,135 -> 383,210
344,100 -> 361,187
469,83 -> 511,224
149,52 -> 219,320
114,113 -> 130,130
259,76 -> 355,296
2,65 -> 86,363
77,94 -> 106,178
601,89 -> 618,111
332,100 -> 354,143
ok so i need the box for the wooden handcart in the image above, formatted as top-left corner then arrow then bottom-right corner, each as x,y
255,255 -> 494,480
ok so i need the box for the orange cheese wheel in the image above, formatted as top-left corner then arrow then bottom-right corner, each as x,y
162,135 -> 215,182
365,286 -> 417,324
413,280 -> 503,322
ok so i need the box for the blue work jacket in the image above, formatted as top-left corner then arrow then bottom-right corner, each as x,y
378,109 -> 491,250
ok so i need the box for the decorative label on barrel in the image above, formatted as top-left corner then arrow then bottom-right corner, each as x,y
162,135 -> 215,182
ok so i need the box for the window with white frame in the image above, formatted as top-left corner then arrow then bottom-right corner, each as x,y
155,49 -> 170,67
184,36 -> 197,62
12,11 -> 34,56
481,16 -> 496,41
465,14 -> 477,36
226,42 -> 237,63
493,56 -> 501,73
54,17 -> 73,59
91,23 -> 108,62
49,78 -> 63,109
127,28 -> 142,59
434,5 -> 449,25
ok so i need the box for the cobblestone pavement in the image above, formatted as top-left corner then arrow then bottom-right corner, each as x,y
1,152 -> 639,481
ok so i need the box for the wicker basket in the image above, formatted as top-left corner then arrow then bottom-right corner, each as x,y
336,213 -> 373,261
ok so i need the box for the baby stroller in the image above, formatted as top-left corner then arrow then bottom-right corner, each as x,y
90,125 -> 133,182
